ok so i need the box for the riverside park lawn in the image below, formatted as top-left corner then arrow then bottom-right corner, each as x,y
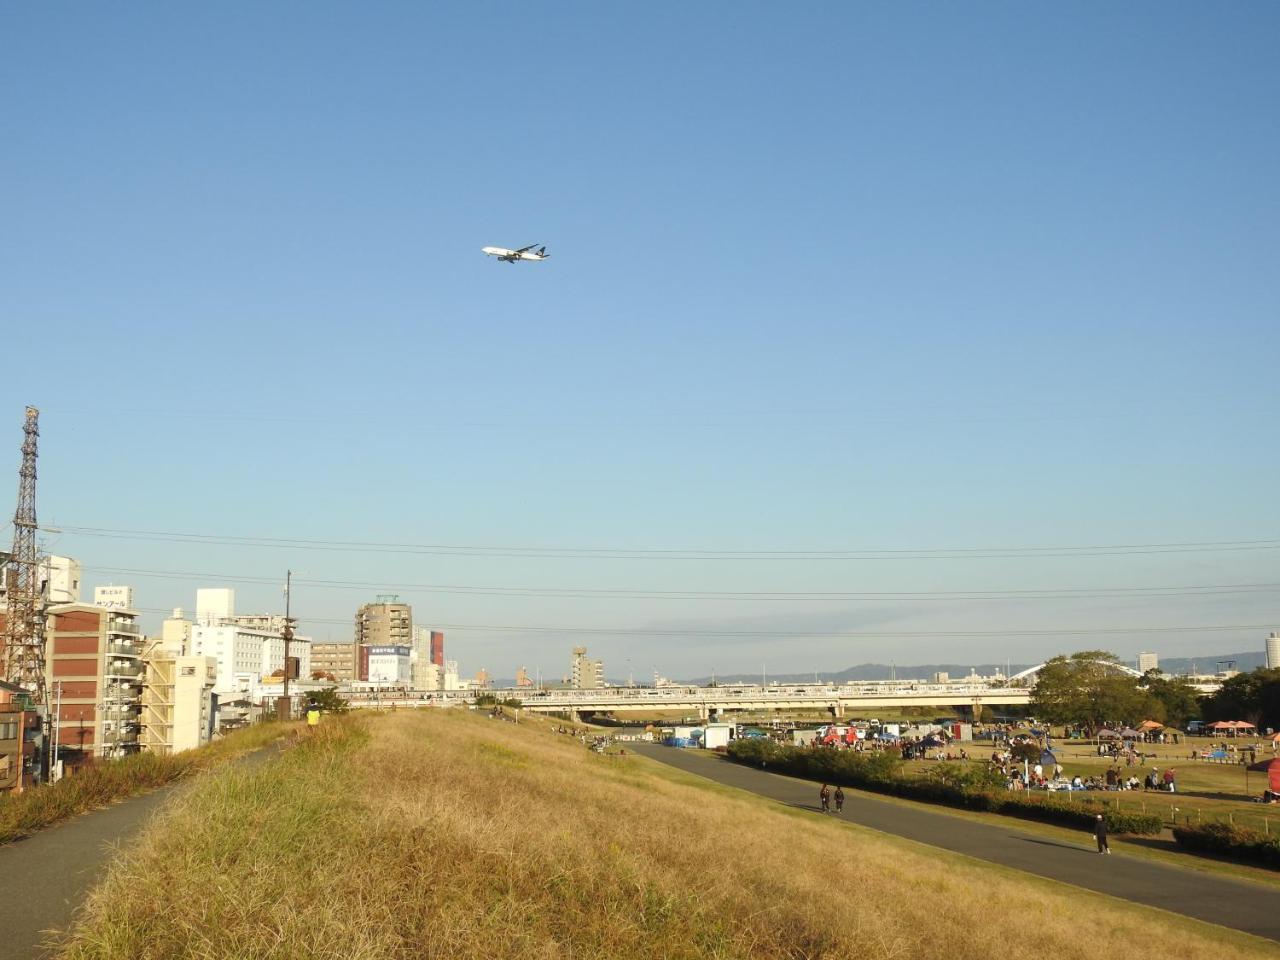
53,711 -> 1276,960
902,735 -> 1280,834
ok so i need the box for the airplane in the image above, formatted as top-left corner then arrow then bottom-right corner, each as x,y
481,243 -> 550,263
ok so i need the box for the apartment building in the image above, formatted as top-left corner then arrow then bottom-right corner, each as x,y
355,597 -> 413,647
311,642 -> 356,683
0,680 -> 39,792
45,603 -> 145,760
141,655 -> 218,755
189,622 -> 311,704
570,646 -> 604,690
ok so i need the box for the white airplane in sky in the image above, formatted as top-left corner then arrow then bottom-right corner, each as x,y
481,243 -> 549,263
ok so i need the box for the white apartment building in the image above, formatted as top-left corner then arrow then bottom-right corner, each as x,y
189,623 -> 312,704
196,588 -> 236,625
141,655 -> 218,755
45,555 -> 83,604
1137,652 -> 1159,674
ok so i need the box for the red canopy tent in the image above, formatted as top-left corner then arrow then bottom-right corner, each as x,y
1246,756 -> 1280,799
1208,720 -> 1256,736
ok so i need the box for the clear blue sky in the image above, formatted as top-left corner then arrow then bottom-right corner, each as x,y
3,4 -> 1277,679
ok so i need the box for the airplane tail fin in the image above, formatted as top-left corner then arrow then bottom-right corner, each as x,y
539,246 -> 547,257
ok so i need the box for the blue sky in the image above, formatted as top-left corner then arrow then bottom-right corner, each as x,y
3,4 -> 1277,679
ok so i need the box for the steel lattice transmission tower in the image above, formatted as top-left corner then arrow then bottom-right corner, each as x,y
3,406 -> 45,701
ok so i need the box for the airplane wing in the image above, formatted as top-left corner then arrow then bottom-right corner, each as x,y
514,243 -> 539,254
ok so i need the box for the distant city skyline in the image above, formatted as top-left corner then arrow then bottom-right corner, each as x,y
4,5 -> 1277,675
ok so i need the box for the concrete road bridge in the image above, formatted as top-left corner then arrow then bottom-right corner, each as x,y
505,682 -> 1031,720
347,681 -> 1034,721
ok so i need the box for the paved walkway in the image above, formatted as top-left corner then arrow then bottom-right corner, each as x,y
635,744 -> 1280,944
0,746 -> 282,960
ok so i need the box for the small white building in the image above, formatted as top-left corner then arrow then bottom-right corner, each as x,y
702,723 -> 735,749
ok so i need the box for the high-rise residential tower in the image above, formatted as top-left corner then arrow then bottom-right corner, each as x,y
355,596 -> 413,648
570,646 -> 604,689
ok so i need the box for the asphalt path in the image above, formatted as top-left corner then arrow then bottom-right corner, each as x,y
0,746 -> 281,960
634,744 -> 1280,944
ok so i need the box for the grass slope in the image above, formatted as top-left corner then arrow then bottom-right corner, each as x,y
55,711 -> 1277,960
0,721 -> 289,845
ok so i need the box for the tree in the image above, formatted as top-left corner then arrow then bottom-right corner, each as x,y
1009,741 -> 1043,764
1202,668 -> 1280,730
310,686 -> 349,714
1030,650 -> 1155,731
1139,672 -> 1201,729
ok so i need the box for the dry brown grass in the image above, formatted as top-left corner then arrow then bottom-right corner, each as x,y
55,710 -> 1276,960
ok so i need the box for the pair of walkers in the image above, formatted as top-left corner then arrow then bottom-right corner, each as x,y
818,783 -> 844,813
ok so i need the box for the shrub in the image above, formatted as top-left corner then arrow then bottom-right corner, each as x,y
310,687 -> 350,714
724,741 -> 1163,836
926,762 -> 1005,793
1172,822 -> 1280,868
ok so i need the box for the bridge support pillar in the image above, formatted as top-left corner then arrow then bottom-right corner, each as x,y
829,702 -> 844,719
568,709 -> 581,723
698,704 -> 710,722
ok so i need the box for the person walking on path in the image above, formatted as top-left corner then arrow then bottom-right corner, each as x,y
834,786 -> 845,813
819,783 -> 831,813
1094,814 -> 1110,854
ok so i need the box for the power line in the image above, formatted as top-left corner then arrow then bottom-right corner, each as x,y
50,524 -> 1280,561
125,606 -> 1275,639
79,564 -> 1280,603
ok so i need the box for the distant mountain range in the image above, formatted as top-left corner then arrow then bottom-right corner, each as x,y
488,652 -> 1269,689
682,651 -> 1269,685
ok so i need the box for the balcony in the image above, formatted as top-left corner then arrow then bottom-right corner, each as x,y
107,640 -> 142,658
106,620 -> 141,636
105,663 -> 144,681
102,684 -> 141,701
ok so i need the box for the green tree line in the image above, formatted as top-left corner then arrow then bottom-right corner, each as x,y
1028,650 -> 1280,732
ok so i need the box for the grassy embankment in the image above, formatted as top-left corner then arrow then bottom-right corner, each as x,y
54,710 -> 1275,960
0,721 -> 291,845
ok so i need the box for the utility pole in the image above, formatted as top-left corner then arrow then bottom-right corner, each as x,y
51,680 -> 62,781
280,570 -> 295,719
